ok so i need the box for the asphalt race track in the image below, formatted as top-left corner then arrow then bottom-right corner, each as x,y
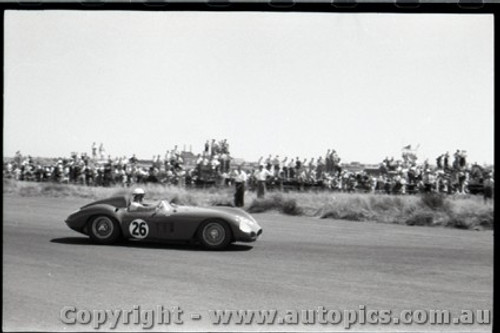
3,194 -> 493,332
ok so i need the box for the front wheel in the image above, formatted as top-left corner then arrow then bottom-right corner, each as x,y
197,220 -> 232,250
88,215 -> 121,245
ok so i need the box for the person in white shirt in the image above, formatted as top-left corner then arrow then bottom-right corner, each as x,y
272,155 -> 281,174
254,165 -> 273,198
233,165 -> 248,207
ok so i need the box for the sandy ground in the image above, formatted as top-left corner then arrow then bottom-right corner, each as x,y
2,194 -> 493,331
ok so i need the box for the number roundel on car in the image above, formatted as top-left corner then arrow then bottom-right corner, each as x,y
129,219 -> 149,239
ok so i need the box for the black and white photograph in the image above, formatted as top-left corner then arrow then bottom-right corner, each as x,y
2,4 -> 494,332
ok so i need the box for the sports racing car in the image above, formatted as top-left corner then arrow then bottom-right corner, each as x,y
65,196 -> 262,250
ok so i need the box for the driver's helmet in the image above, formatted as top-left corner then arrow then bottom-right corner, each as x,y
132,188 -> 145,201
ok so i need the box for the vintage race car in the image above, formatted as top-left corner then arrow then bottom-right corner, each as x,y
65,196 -> 262,250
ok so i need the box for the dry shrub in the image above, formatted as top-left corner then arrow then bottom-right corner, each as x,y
405,210 -> 435,226
282,199 -> 303,216
248,194 -> 303,216
420,193 -> 451,211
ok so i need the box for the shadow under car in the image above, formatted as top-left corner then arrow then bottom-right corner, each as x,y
50,237 -> 254,252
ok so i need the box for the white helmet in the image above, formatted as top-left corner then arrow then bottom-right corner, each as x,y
132,188 -> 145,196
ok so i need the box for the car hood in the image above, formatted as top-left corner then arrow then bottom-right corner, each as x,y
80,196 -> 128,209
173,205 -> 256,221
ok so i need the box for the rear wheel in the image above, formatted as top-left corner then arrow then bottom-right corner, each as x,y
88,215 -> 121,245
197,220 -> 232,250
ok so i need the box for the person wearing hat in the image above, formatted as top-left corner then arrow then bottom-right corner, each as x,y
129,188 -> 158,212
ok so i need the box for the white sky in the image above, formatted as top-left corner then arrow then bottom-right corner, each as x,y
4,11 -> 494,165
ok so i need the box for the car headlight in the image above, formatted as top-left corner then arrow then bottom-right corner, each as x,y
236,215 -> 256,225
239,221 -> 252,233
236,216 -> 255,233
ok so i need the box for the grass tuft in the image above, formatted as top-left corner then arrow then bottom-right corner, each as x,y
282,198 -> 303,216
405,210 -> 435,226
247,194 -> 303,216
419,193 -> 451,211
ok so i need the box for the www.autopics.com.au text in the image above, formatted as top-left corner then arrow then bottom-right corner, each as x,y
59,305 -> 491,329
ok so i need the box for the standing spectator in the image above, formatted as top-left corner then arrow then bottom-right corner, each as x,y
444,152 -> 450,170
177,166 -> 186,188
204,140 -> 210,155
265,154 -> 272,170
457,171 -> 466,194
308,157 -> 316,171
302,158 -> 308,171
172,145 -> 179,158
232,165 -> 248,207
98,143 -> 105,160
325,149 -> 332,172
202,153 -> 210,166
91,142 -> 97,160
14,165 -> 22,180
82,153 -> 90,166
195,154 -> 203,165
221,139 -> 229,154
176,154 -> 184,169
218,153 -> 228,173
297,168 -> 307,191
272,155 -> 280,174
436,154 -> 443,169
254,164 -> 272,198
459,150 -> 467,169
295,157 -> 302,174
210,139 -> 217,156
453,150 -> 461,169
85,164 -> 95,186
423,159 -> 429,172
287,158 -> 295,179
483,172 -> 494,204
316,156 -> 325,179
5,162 -> 13,178
169,150 -> 176,166
210,155 -> 220,172
281,156 -> 288,179
62,165 -> 71,184
14,151 -> 22,166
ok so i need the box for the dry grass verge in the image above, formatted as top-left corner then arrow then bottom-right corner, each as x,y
3,179 -> 493,230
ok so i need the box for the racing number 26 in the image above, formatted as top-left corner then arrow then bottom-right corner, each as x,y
129,219 -> 149,239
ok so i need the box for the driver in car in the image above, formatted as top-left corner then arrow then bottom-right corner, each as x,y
129,188 -> 159,212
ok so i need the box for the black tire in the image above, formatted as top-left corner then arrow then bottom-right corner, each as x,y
88,215 -> 121,245
197,220 -> 232,250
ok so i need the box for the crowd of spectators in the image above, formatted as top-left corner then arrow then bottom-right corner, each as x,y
3,149 -> 179,187
3,140 -> 232,188
3,143 -> 494,196
243,148 -> 493,196
194,139 -> 232,176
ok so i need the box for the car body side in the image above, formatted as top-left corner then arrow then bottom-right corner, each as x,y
65,196 -> 261,243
